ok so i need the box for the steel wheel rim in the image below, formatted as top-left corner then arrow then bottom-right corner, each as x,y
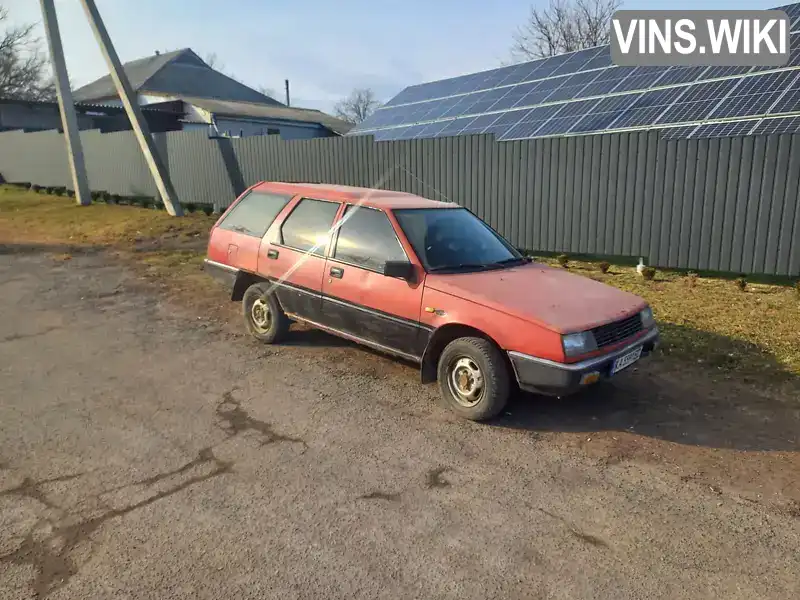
251,297 -> 271,333
448,356 -> 485,407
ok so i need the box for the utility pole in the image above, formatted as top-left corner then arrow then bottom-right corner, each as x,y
39,0 -> 91,206
285,79 -> 290,107
77,0 -> 183,216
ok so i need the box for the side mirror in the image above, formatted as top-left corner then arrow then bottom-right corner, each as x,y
383,260 -> 415,281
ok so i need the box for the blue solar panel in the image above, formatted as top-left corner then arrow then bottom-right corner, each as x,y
350,6 -> 800,141
498,104 -> 565,139
398,124 -> 429,139
660,125 -> 700,139
611,67 -> 667,93
543,70 -> 602,102
433,117 -> 475,137
576,67 -> 627,97
506,99 -> 599,138
484,108 -> 532,133
703,66 -> 753,79
487,81 -> 541,111
578,46 -> 613,72
753,116 -> 800,134
658,99 -> 718,124
766,71 -> 800,114
530,54 -> 571,79
712,93 -> 783,118
459,113 -> 501,135
709,71 -> 798,118
373,128 -> 403,141
770,88 -> 800,114
610,87 -> 687,129
654,80 -> 737,124
415,121 -> 449,138
570,94 -> 640,132
550,47 -> 602,77
690,120 -> 759,137
655,66 -> 709,86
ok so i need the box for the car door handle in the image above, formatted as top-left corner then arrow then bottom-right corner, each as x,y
329,266 -> 344,279
267,249 -> 279,259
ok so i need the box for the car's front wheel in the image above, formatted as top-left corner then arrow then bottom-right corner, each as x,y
437,337 -> 510,421
242,282 -> 289,343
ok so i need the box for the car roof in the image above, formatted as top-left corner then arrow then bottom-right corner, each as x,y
252,181 -> 457,210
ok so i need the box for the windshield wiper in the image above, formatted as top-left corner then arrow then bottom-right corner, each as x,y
428,263 -> 496,272
492,257 -> 527,266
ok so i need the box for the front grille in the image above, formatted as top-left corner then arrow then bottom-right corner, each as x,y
591,314 -> 643,349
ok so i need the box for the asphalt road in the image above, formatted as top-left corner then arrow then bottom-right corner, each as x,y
1,249 -> 798,599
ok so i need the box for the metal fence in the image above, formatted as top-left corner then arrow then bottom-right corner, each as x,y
0,127 -> 798,276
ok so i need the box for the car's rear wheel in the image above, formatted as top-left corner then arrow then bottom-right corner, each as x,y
242,282 -> 288,343
437,337 -> 510,421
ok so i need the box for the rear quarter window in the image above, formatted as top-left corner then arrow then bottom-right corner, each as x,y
217,191 -> 292,238
279,198 -> 341,255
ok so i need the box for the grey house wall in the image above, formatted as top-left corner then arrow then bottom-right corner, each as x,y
0,103 -> 96,132
0,127 -> 798,276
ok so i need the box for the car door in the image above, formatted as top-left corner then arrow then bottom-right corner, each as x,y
211,188 -> 294,272
321,204 -> 428,360
260,197 -> 342,323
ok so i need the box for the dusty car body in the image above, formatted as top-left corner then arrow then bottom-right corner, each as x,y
205,182 -> 659,420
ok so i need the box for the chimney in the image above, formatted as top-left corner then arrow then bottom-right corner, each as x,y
285,79 -> 290,107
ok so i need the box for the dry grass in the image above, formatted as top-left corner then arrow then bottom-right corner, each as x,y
535,256 -> 800,380
0,186 -> 215,246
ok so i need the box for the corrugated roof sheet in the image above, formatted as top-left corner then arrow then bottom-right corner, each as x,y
182,97 -> 354,135
73,48 -> 282,106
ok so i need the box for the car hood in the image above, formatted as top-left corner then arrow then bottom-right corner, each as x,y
425,262 -> 647,333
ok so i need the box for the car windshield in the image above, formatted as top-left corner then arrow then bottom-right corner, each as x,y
393,207 -> 523,272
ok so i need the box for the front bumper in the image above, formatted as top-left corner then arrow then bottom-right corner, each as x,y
508,328 -> 659,396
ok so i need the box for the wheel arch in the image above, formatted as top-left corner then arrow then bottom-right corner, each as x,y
231,271 -> 266,301
420,323 -> 510,384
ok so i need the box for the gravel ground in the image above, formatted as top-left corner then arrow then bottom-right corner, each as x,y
0,249 -> 798,599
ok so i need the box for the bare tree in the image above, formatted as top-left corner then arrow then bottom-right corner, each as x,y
257,85 -> 276,99
511,0 -> 621,60
203,52 -> 222,70
0,5 -> 56,101
333,88 -> 379,124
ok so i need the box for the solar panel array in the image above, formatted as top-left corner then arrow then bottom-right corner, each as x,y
349,3 -> 800,141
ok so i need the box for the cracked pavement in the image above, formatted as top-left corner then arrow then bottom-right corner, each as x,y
0,250 -> 798,599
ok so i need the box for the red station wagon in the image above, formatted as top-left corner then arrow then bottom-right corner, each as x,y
205,182 -> 659,420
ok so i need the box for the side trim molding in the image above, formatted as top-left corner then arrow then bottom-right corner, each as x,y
284,312 -> 422,364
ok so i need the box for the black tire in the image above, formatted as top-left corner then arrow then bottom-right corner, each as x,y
242,282 -> 289,344
437,337 -> 510,421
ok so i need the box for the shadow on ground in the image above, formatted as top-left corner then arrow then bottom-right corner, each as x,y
282,323 -> 799,454
495,326 -> 800,453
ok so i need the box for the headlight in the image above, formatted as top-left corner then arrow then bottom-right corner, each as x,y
562,331 -> 597,357
640,306 -> 655,328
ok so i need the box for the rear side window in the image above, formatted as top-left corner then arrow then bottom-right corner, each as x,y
333,206 -> 407,272
218,191 -> 291,238
280,198 -> 340,255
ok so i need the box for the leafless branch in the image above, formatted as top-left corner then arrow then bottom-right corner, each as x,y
0,5 -> 56,101
510,0 -> 622,60
333,88 -> 380,124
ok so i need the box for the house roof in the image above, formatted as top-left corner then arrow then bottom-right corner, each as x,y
182,97 -> 354,135
73,48 -> 282,106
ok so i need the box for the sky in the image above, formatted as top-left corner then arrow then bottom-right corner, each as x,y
3,0 -> 782,112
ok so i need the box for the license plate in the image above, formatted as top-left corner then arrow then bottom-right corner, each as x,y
611,346 -> 642,375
